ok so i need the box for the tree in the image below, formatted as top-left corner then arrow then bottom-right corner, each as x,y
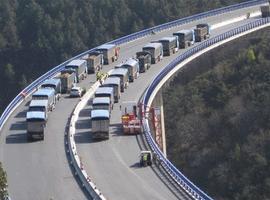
0,162 -> 8,199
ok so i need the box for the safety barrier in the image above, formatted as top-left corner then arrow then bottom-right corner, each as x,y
0,1 -> 268,199
141,17 -> 270,200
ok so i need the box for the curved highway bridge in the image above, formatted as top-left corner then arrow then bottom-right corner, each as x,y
0,1 -> 269,199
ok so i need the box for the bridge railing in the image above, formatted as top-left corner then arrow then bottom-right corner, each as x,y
142,17 -> 270,200
0,0 -> 268,199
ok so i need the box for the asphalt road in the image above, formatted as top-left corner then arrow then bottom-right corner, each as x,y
0,4 -> 265,200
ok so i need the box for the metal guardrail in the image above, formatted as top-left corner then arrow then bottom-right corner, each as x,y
0,0 -> 268,199
141,17 -> 270,200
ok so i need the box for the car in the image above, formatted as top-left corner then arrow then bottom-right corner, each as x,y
70,86 -> 83,97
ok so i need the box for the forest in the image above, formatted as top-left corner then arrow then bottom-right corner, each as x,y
0,0 -> 248,114
163,28 -> 270,199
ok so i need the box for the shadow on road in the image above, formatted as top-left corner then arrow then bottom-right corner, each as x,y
130,162 -> 141,169
79,108 -> 91,117
75,119 -> 91,129
9,121 -> 26,130
6,133 -> 28,144
74,131 -> 91,143
15,110 -> 27,118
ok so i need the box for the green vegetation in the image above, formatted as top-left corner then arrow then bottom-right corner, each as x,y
164,30 -> 270,199
0,162 -> 8,199
0,0 -> 248,114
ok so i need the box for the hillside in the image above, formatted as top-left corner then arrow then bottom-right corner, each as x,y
163,28 -> 270,200
0,0 -> 248,114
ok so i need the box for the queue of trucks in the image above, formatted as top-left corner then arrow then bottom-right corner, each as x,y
26,44 -> 122,141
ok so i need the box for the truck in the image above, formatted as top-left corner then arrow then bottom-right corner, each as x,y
58,71 -> 76,93
173,29 -> 195,48
26,111 -> 46,141
95,87 -> 114,108
121,58 -> 139,82
82,52 -> 103,74
142,43 -> 163,64
136,51 -> 151,73
91,109 -> 110,140
194,23 -> 210,42
92,97 -> 112,113
109,68 -> 129,92
40,78 -> 61,100
96,44 -> 120,65
28,99 -> 49,120
261,5 -> 270,17
65,59 -> 87,82
32,88 -> 55,111
121,101 -> 142,135
101,77 -> 121,103
158,37 -> 179,56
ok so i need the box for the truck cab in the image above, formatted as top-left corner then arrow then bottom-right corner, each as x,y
28,99 -> 49,120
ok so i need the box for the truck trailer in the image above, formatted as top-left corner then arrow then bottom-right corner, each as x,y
158,37 -> 178,56
92,97 -> 112,113
26,111 -> 46,141
91,109 -> 110,140
109,68 -> 129,92
121,58 -> 139,82
101,77 -> 121,103
65,59 -> 87,82
41,78 -> 61,100
32,88 -> 55,111
173,29 -> 195,48
58,71 -> 76,93
28,99 -> 49,120
142,43 -> 163,64
96,44 -> 120,65
261,5 -> 270,17
136,51 -> 151,73
82,52 -> 103,74
95,87 -> 114,108
194,23 -> 210,42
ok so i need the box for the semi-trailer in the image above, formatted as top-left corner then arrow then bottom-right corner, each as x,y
65,59 -> 87,82
136,51 -> 151,73
109,68 -> 129,92
142,43 -> 163,64
121,58 -> 139,82
82,52 -> 103,74
26,111 -> 46,141
194,23 -> 210,42
95,87 -> 114,108
92,97 -> 112,113
57,71 -> 76,93
96,44 -> 120,65
101,77 -> 121,103
28,99 -> 49,120
173,29 -> 195,48
40,78 -> 61,100
158,37 -> 178,56
261,5 -> 270,17
91,109 -> 110,140
32,88 -> 56,111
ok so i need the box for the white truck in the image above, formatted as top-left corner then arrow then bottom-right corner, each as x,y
109,68 -> 129,92
26,111 -> 46,141
92,97 -> 112,113
91,109 -> 110,140
28,99 -> 49,120
32,88 -> 55,111
101,77 -> 121,103
40,78 -> 61,100
95,87 -> 114,109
